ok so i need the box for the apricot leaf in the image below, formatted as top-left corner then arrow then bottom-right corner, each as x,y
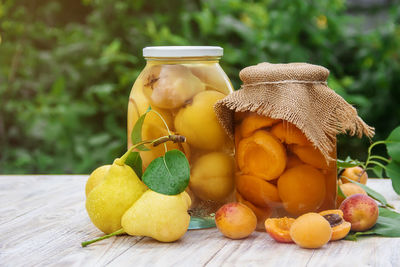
142,149 -> 190,195
385,161 -> 400,195
371,165 -> 384,178
337,184 -> 346,198
347,179 -> 390,208
125,151 -> 142,178
386,126 -> 400,162
188,217 -> 216,230
346,208 -> 400,240
337,157 -> 363,169
131,106 -> 151,151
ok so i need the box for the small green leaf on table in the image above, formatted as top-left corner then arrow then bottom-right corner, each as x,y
188,217 -> 216,230
345,207 -> 400,240
142,149 -> 190,195
125,151 -> 143,177
131,106 -> 151,151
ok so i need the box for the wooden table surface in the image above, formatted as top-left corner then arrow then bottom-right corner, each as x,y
0,176 -> 399,267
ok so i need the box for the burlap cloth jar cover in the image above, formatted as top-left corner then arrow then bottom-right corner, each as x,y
215,62 -> 374,162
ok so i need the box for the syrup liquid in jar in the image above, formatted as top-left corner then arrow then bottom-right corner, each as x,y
233,112 -> 337,229
127,46 -> 235,218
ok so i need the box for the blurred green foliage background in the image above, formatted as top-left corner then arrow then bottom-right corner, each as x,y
0,0 -> 399,174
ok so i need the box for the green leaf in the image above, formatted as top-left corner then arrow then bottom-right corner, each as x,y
188,216 -> 216,230
131,107 -> 151,151
347,179 -> 388,207
371,165 -> 384,178
345,208 -> 400,240
142,149 -> 190,195
386,126 -> 400,162
385,160 -> 400,195
125,152 -> 142,178
337,183 -> 346,198
337,158 -> 363,169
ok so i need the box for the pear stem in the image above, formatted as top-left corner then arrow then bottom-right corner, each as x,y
81,229 -> 125,247
119,135 -> 186,164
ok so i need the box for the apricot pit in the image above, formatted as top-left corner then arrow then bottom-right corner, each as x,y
319,210 -> 351,241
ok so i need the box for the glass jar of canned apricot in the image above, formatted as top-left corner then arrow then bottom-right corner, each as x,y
127,46 -> 235,217
234,112 -> 337,229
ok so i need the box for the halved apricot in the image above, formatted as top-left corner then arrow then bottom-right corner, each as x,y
278,164 -> 326,216
237,130 -> 286,180
236,174 -> 281,207
236,192 -> 272,230
319,210 -> 351,241
290,144 -> 330,169
270,122 -> 309,145
265,217 -> 295,243
286,154 -> 303,169
240,114 -> 280,138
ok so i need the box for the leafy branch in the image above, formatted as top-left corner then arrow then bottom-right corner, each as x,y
338,126 -> 400,195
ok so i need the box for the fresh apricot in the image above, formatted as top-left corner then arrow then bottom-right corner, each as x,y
340,166 -> 368,185
189,152 -> 235,201
319,210 -> 351,241
240,114 -> 280,138
270,122 -> 309,145
337,183 -> 367,207
278,164 -> 326,215
236,192 -> 272,230
215,202 -> 257,239
290,144 -> 330,169
265,217 -> 295,243
236,174 -> 281,207
174,90 -> 227,150
237,130 -> 286,180
290,213 -> 332,249
339,194 -> 379,232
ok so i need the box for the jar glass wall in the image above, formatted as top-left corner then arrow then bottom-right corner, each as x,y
233,112 -> 337,229
127,47 -> 235,217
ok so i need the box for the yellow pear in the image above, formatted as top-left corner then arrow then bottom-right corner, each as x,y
121,190 -> 191,242
189,152 -> 235,201
85,165 -> 111,197
188,64 -> 232,94
86,158 -> 148,234
174,90 -> 227,150
142,64 -> 205,109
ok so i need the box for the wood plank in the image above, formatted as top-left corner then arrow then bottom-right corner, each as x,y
0,176 -> 399,267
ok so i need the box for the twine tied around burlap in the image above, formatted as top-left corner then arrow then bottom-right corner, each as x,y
214,62 -> 375,162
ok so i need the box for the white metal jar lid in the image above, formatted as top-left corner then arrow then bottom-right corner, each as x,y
143,46 -> 223,57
